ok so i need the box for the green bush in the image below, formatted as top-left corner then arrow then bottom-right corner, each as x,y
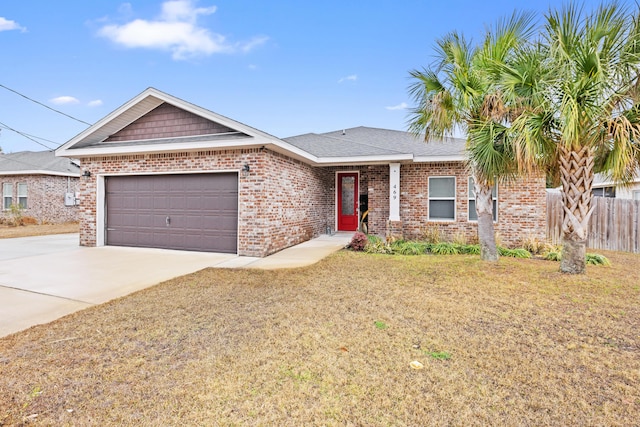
458,244 -> 481,255
393,241 -> 430,255
430,242 -> 459,255
586,253 -> 611,266
544,251 -> 562,261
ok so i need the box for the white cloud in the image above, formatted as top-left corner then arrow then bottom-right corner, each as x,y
239,35 -> 269,53
338,74 -> 358,83
0,17 -> 26,32
50,96 -> 80,105
98,0 -> 267,60
386,102 -> 408,111
87,99 -> 103,107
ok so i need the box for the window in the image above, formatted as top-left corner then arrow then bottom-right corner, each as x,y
17,183 -> 27,209
633,190 -> 640,201
2,183 -> 12,210
428,177 -> 456,220
468,177 -> 498,221
592,186 -> 616,198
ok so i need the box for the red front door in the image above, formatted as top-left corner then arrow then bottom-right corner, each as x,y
337,173 -> 359,231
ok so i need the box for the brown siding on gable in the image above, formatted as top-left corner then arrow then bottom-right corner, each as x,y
105,103 -> 236,142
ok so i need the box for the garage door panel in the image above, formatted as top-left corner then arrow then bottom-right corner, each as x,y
106,173 -> 238,253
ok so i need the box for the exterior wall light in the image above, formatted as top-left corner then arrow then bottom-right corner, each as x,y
242,163 -> 250,176
82,170 -> 91,177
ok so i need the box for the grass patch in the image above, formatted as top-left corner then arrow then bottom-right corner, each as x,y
0,222 -> 78,239
374,320 -> 388,330
0,250 -> 638,425
425,350 -> 452,360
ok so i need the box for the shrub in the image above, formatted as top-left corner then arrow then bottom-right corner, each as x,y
452,232 -> 468,246
544,250 -> 562,261
499,247 -> 532,258
7,203 -> 24,227
394,241 -> 429,255
430,242 -> 459,255
349,232 -> 368,251
421,225 -> 441,244
520,235 -> 553,255
22,216 -> 38,225
365,239 -> 394,254
459,244 -> 480,255
586,253 -> 611,266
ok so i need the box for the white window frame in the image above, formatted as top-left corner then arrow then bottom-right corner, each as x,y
633,190 -> 640,201
17,183 -> 27,209
592,186 -> 616,198
468,177 -> 498,222
2,183 -> 12,210
428,176 -> 456,221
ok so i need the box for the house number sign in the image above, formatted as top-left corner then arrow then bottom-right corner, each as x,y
389,163 -> 400,221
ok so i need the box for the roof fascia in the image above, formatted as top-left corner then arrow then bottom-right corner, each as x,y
0,170 -> 80,177
413,155 -> 466,163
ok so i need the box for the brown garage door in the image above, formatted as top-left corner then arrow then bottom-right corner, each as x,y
106,173 -> 238,253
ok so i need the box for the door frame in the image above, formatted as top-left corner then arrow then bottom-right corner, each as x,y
335,171 -> 360,231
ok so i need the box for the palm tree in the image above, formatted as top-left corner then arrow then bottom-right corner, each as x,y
408,12 -> 535,261
501,2 -> 640,273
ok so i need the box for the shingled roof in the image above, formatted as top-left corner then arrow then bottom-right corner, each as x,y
0,151 -> 80,177
283,126 -> 466,161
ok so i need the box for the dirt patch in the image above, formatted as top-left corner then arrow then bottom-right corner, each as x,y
0,222 -> 78,239
0,250 -> 638,425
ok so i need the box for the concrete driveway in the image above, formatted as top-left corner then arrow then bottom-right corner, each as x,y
0,234 -> 243,337
0,232 -> 352,338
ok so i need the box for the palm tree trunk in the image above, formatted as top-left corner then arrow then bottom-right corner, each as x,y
474,176 -> 498,261
558,145 -> 594,274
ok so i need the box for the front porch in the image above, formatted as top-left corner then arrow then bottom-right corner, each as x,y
321,162 -> 547,247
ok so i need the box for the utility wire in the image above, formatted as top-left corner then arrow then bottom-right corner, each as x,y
0,125 -> 60,146
0,121 -> 55,150
0,83 -> 92,126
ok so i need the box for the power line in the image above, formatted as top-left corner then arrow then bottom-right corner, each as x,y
0,121 -> 56,150
0,83 -> 92,126
0,125 -> 60,146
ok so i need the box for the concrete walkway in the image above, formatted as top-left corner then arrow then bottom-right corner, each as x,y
0,232 -> 352,338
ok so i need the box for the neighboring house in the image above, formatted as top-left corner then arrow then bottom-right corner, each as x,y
592,170 -> 640,200
55,88 -> 546,257
0,151 -> 80,224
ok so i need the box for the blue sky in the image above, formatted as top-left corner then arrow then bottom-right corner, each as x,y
0,0 -> 614,153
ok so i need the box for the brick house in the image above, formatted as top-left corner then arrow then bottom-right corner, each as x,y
56,88 -> 546,257
0,151 -> 80,224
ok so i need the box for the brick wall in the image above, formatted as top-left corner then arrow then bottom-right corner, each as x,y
397,162 -> 546,246
78,148 -> 330,257
321,162 -> 546,246
0,174 -> 79,224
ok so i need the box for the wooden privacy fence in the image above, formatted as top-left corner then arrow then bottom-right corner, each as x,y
547,192 -> 640,253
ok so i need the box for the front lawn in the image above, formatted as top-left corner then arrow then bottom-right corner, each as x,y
0,222 -> 78,239
1,251 -> 638,425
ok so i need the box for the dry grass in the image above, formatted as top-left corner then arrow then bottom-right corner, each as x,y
0,222 -> 78,239
0,250 -> 638,426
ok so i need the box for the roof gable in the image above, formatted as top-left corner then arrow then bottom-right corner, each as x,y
56,88 -> 287,158
104,102 -> 236,143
